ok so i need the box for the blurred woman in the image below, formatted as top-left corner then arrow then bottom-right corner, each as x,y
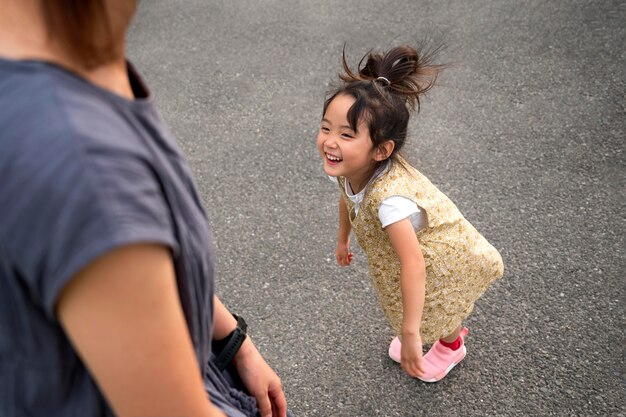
0,1 -> 289,416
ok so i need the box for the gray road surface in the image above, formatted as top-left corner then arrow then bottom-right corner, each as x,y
128,1 -> 625,416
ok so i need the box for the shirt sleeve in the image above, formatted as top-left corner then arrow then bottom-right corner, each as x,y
378,195 -> 427,231
2,140 -> 178,319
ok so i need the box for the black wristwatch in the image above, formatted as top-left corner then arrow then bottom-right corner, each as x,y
213,314 -> 247,371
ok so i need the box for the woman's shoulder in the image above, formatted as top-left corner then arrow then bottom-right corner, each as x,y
2,64 -> 160,180
0,65 -> 159,214
1,59 -> 156,155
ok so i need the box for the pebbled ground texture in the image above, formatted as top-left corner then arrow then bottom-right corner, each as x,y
128,1 -> 625,416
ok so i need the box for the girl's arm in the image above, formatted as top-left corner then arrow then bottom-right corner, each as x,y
213,296 -> 288,417
385,218 -> 426,378
57,244 -> 226,417
336,195 -> 353,266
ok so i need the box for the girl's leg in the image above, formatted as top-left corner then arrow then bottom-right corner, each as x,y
440,324 -> 463,343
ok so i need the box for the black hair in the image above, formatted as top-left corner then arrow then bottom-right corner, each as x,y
323,44 -> 446,161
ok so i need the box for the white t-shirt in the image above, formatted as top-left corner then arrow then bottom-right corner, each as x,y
329,164 -> 427,231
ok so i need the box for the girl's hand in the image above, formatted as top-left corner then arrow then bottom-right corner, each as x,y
400,333 -> 425,378
335,241 -> 353,266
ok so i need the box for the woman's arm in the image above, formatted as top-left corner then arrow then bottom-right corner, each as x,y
336,195 -> 353,266
57,244 -> 225,417
213,296 -> 287,417
212,295 -> 239,339
386,218 -> 426,378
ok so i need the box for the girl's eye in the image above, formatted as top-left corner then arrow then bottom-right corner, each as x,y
341,133 -> 354,139
320,126 -> 330,133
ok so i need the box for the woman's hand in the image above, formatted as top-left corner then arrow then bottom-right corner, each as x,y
233,338 -> 287,417
335,240 -> 353,266
400,333 -> 425,378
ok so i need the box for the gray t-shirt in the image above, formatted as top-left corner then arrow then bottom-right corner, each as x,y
0,59 -> 254,416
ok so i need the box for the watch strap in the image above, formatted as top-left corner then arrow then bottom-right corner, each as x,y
213,314 -> 247,371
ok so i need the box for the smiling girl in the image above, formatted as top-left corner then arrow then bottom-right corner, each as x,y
317,45 -> 504,382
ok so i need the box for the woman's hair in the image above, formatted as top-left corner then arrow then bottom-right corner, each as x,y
39,0 -> 120,68
323,44 -> 446,160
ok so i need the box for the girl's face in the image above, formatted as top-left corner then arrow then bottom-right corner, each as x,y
317,94 -> 380,191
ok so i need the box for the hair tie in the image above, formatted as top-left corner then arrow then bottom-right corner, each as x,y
374,76 -> 390,86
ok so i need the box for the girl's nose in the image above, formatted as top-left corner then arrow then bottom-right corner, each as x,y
324,136 -> 338,148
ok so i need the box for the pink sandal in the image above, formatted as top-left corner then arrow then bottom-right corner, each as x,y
388,327 -> 469,382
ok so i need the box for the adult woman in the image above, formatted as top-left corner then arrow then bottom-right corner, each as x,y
0,1 -> 289,416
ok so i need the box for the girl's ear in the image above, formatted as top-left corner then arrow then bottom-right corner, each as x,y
374,140 -> 395,161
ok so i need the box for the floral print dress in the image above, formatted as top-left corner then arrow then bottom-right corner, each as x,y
337,156 -> 504,343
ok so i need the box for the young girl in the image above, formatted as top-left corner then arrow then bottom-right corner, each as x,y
317,45 -> 504,382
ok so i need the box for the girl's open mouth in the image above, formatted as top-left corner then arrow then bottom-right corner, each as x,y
326,153 -> 342,165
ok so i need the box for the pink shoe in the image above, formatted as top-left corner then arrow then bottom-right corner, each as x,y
387,327 -> 469,382
388,336 -> 402,363
419,327 -> 469,383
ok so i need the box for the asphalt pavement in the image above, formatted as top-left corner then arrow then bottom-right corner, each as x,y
127,1 -> 625,416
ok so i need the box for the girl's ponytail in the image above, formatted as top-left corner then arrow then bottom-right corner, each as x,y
340,44 -> 445,111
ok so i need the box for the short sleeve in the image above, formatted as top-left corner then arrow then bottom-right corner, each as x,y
1,139 -> 178,319
378,196 -> 427,231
